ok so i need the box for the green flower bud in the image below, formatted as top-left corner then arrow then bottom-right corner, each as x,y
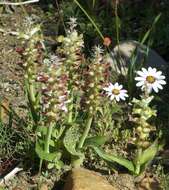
136,126 -> 142,132
57,35 -> 65,43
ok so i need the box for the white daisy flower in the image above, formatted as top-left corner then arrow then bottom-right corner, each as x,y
135,67 -> 166,93
103,82 -> 128,102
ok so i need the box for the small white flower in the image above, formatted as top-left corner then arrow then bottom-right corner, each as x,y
135,67 -> 166,93
103,82 -> 128,102
94,45 -> 104,55
67,17 -> 77,31
59,103 -> 68,112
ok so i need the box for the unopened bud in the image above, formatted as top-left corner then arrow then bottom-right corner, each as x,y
89,95 -> 94,100
89,83 -> 95,88
89,71 -> 94,76
140,133 -> 147,140
143,128 -> 151,133
57,35 -> 64,43
136,126 -> 142,133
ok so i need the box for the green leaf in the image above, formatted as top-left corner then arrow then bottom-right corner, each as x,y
54,159 -> 64,170
139,139 -> 159,165
92,146 -> 135,173
63,125 -> 82,157
25,81 -> 39,124
48,163 -> 54,169
52,126 -> 65,139
35,140 -> 61,162
84,136 -> 108,147
141,13 -> 161,45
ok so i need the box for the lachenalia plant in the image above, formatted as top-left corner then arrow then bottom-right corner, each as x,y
56,17 -> 84,124
63,45 -> 110,167
36,56 -> 69,171
91,67 -> 166,175
16,17 -> 44,125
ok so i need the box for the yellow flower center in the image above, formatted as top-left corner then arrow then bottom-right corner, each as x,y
146,75 -> 156,84
112,88 -> 120,95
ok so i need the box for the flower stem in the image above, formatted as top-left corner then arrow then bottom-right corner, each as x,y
29,82 -> 36,104
78,115 -> 93,149
44,122 -> 54,153
68,92 -> 73,124
135,148 -> 142,175
39,159 -> 43,174
71,154 -> 85,168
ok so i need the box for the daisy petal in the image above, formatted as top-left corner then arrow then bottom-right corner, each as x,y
136,81 -> 144,87
156,83 -> 163,90
158,75 -> 166,80
120,95 -> 125,100
110,94 -> 115,100
137,71 -> 147,77
158,80 -> 166,85
142,68 -> 148,75
116,96 -> 120,102
152,84 -> 159,93
135,77 -> 145,81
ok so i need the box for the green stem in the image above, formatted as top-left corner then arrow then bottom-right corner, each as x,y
44,122 -> 54,153
68,92 -> 73,124
115,0 -> 120,45
39,159 -> 43,174
29,82 -> 36,104
135,148 -> 142,175
71,154 -> 85,168
78,115 -> 93,149
39,123 -> 54,173
74,0 -> 104,40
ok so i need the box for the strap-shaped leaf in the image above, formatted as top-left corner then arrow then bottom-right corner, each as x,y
139,139 -> 159,165
84,136 -> 108,147
92,146 -> 135,173
52,126 -> 65,140
63,126 -> 82,157
36,140 -> 61,162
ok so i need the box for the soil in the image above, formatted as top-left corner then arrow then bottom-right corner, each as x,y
0,11 -> 25,120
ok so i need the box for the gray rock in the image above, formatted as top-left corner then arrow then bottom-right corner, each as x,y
108,40 -> 168,76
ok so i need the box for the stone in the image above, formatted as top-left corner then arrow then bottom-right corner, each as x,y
63,168 -> 118,190
109,40 -> 168,76
39,183 -> 48,190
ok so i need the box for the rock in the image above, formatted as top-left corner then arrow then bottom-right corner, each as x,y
109,40 -> 168,76
63,168 -> 118,190
39,183 -> 48,190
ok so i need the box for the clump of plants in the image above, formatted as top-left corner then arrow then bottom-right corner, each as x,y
17,17 -> 167,177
